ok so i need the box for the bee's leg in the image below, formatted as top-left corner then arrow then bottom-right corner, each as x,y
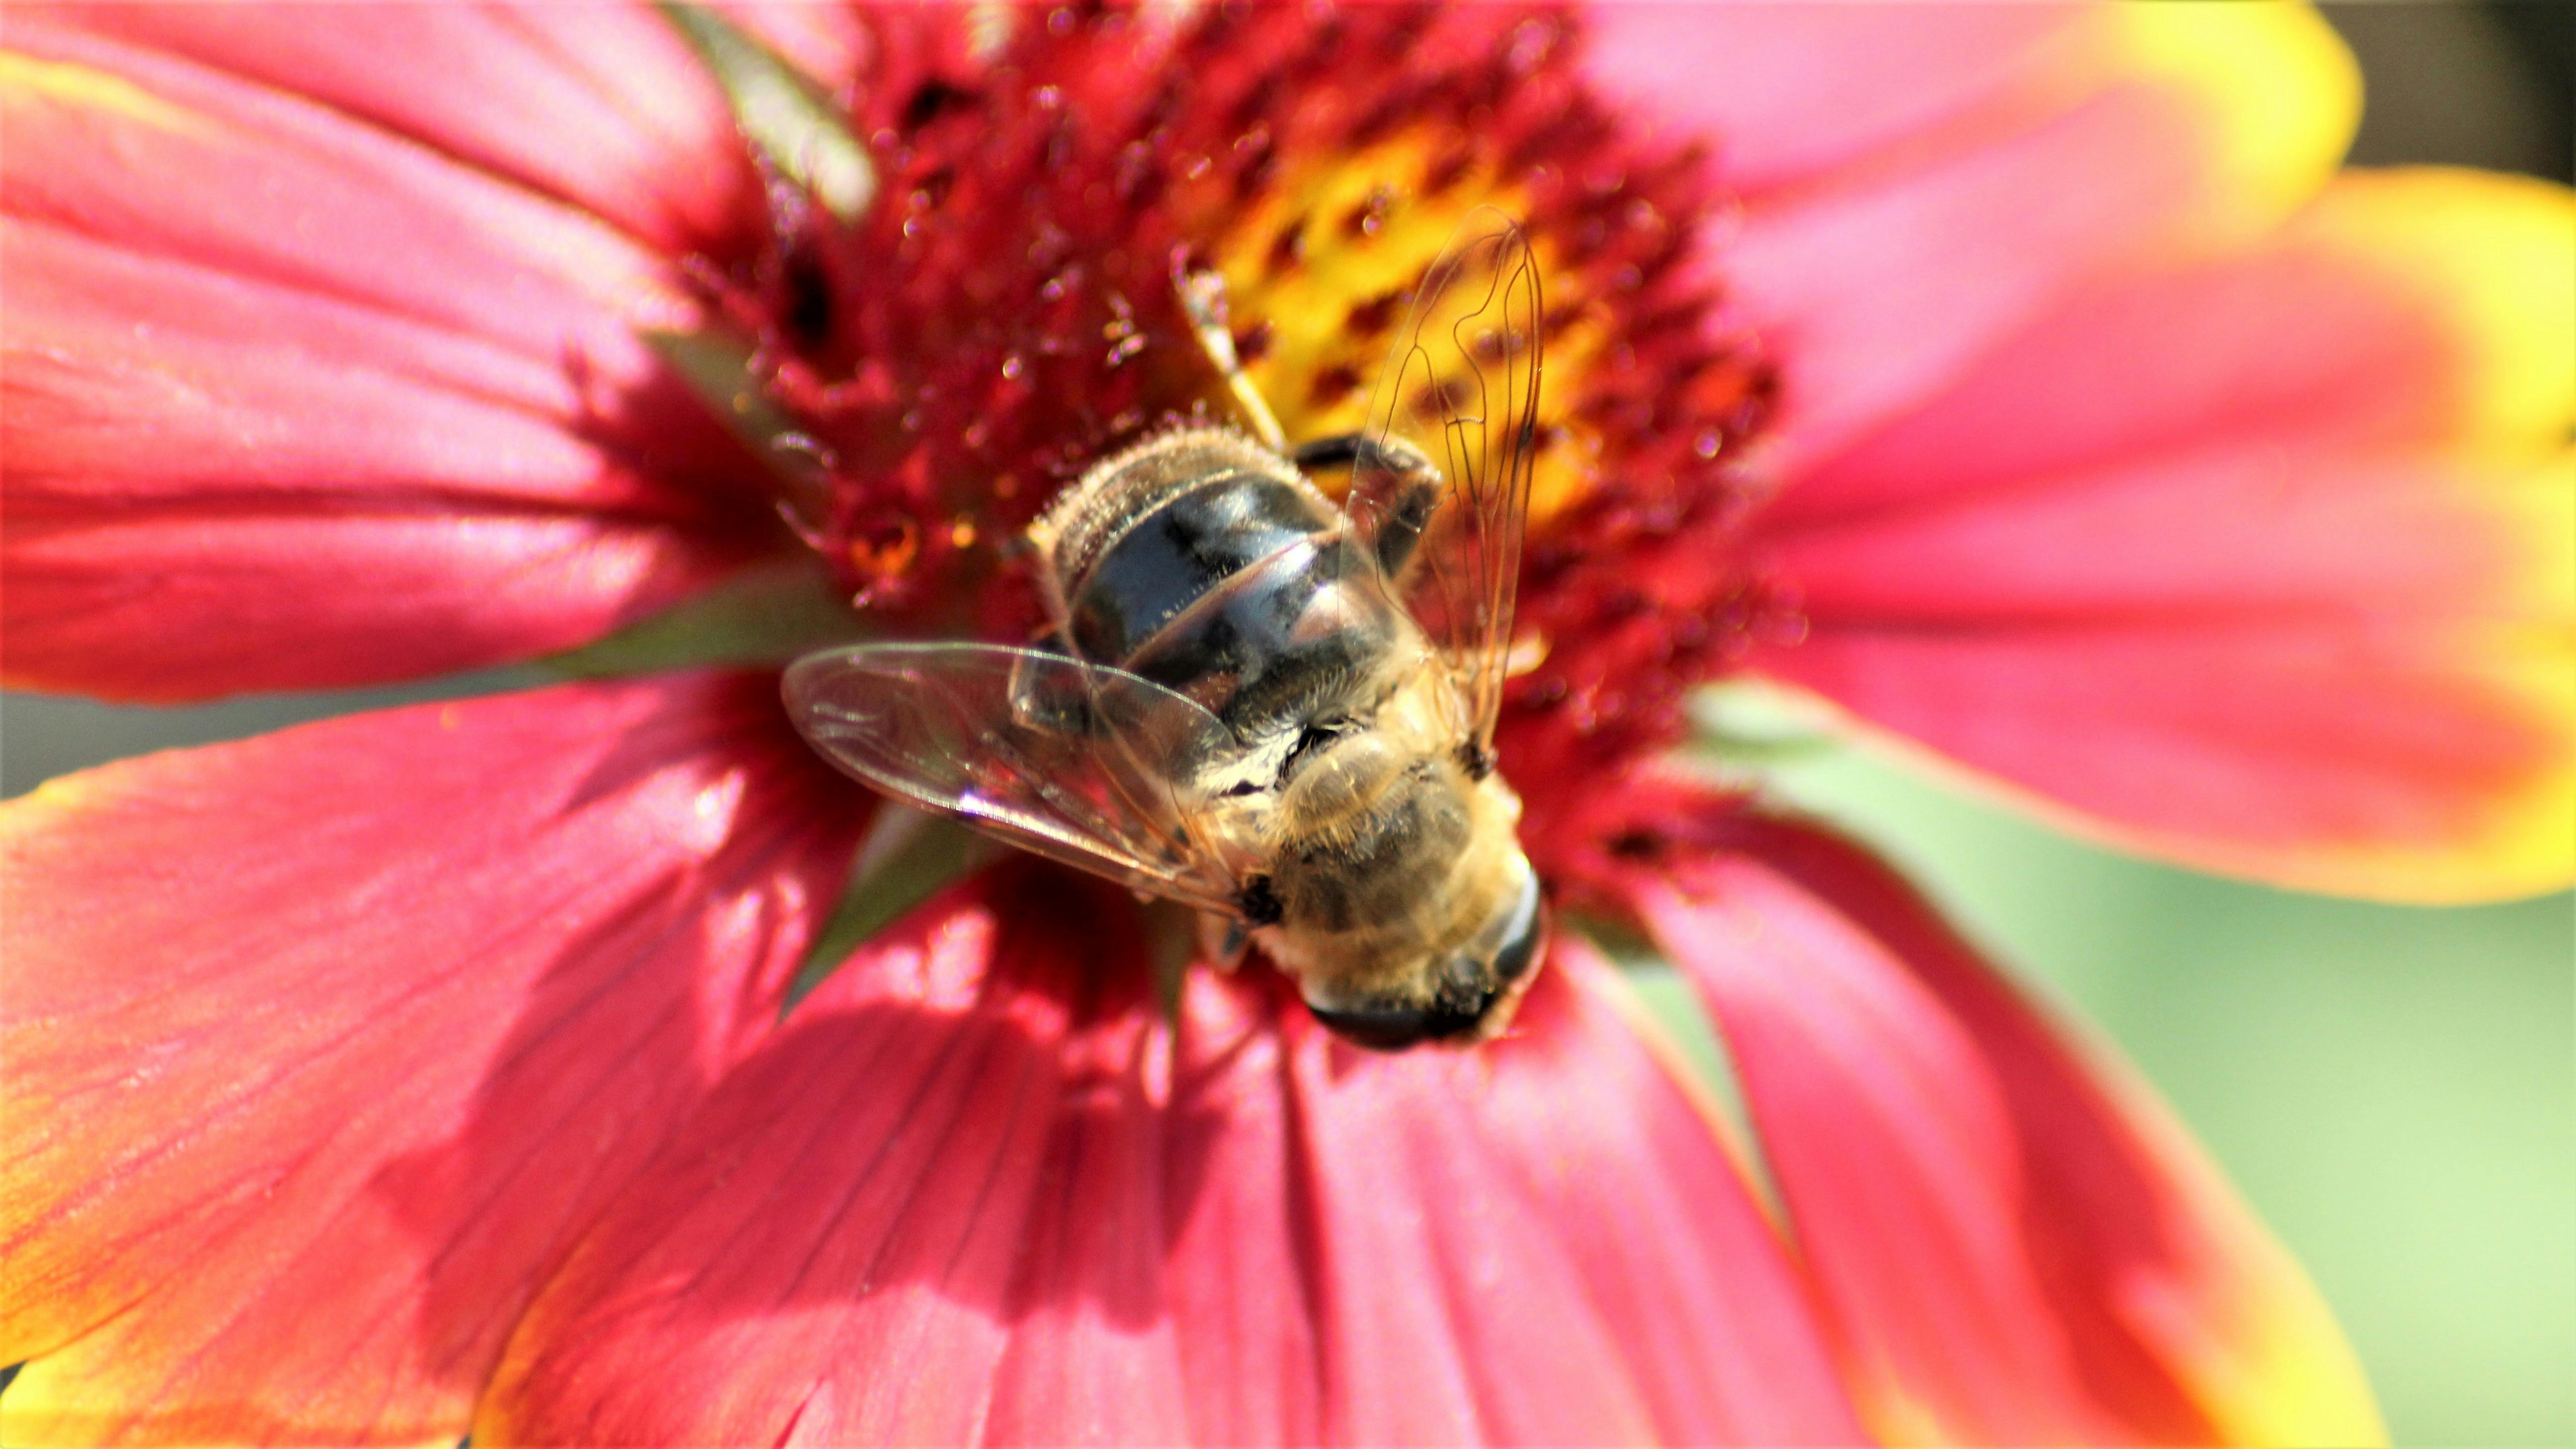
1292,434 -> 1443,577
1004,634 -> 1101,738
1285,433 -> 1368,470
1198,910 -> 1252,972
1175,265 -> 1287,450
1021,627 -> 1080,660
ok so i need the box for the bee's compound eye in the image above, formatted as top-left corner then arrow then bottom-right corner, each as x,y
1306,864 -> 1548,1051
1306,996 -> 1484,1052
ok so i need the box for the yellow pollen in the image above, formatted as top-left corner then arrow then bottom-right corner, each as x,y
1208,137 -> 1611,526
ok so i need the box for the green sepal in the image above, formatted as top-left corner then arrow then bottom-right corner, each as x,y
783,807 -> 999,1015
641,326 -> 841,532
542,557 -> 869,678
659,2 -> 873,221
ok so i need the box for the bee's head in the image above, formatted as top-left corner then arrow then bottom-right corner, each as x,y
1303,854 -> 1546,1051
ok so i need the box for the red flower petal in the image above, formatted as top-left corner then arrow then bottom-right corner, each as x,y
1714,4 -> 2357,476
1748,170 -> 2576,901
0,22 -> 777,699
1629,806 -> 2381,1447
476,868 -> 1192,1447
0,674 -> 857,1446
23,1 -> 769,256
1236,946 -> 1865,1446
480,879 -> 1860,1446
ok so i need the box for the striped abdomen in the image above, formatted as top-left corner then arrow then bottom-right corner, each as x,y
1035,427 -> 1412,748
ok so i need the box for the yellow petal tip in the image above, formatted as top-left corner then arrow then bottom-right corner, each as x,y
2301,168 -> 2576,451
2099,0 -> 2360,230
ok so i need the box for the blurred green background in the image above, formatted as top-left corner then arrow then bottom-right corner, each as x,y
2,3 -> 2567,1444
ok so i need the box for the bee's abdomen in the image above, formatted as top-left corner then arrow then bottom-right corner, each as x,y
1047,429 -> 1403,739
1067,470 -> 1331,660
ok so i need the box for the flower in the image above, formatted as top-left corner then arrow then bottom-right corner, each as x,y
3,2 -> 2567,1445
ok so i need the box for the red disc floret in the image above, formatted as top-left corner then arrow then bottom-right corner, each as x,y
698,2 -> 1787,841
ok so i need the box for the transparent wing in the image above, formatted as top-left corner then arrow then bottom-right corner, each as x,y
783,643 -> 1247,916
1347,207 -> 1542,752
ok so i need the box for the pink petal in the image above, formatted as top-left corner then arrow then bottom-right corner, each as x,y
0,21 -> 776,699
1707,5 -> 2357,475
24,1 -> 769,256
1630,805 -> 2381,1446
1745,172 -> 2575,901
717,1 -> 872,88
1759,173 -> 2558,525
0,674 -> 859,1446
481,880 -> 1861,1446
1582,2 -> 2086,195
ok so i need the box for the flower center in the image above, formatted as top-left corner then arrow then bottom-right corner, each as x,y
702,3 -> 1788,794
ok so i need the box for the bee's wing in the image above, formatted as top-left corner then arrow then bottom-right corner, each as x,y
783,643 -> 1247,916
1347,207 -> 1543,753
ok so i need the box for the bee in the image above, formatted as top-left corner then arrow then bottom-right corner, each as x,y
785,210 -> 1545,1049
